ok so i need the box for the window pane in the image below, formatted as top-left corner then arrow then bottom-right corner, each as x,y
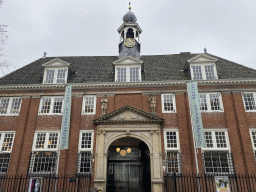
166,132 -> 177,148
199,94 -> 207,111
130,67 -> 140,82
0,153 -> 11,173
252,131 -> 256,148
215,132 -> 227,148
53,97 -> 63,114
1,133 -> 14,152
35,133 -> 46,149
81,133 -> 92,149
166,152 -> 181,173
117,67 -> 126,82
209,93 -> 221,111
45,70 -> 55,84
78,152 -> 92,174
0,98 -> 10,114
205,65 -> 215,80
41,97 -> 51,114
10,98 -> 22,114
30,151 -> 58,174
84,96 -> 95,114
243,93 -> 256,110
48,133 -> 59,149
203,151 -> 234,174
204,132 -> 213,148
192,65 -> 203,80
56,69 -> 67,84
163,94 -> 174,112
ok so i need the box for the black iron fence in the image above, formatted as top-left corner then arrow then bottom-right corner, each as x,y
165,173 -> 256,192
0,174 -> 91,192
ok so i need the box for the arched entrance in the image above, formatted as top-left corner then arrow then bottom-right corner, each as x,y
106,137 -> 151,192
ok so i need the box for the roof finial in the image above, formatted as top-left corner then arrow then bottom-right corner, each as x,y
129,0 -> 131,11
43,51 -> 47,58
204,47 -> 207,54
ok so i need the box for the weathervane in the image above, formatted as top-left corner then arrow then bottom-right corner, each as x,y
129,0 -> 131,11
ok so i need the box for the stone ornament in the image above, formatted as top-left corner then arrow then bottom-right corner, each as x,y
101,95 -> 108,115
149,94 -> 156,113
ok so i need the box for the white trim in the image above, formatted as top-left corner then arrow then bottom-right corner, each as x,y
115,65 -> 142,82
242,92 -> 256,112
249,129 -> 256,151
43,68 -> 68,84
202,129 -> 230,151
32,131 -> 60,151
0,97 -> 22,116
0,131 -> 16,153
199,92 -> 224,113
82,95 -> 97,115
78,130 -> 94,153
161,93 -> 176,113
190,63 -> 218,80
163,129 -> 180,151
38,96 -> 64,115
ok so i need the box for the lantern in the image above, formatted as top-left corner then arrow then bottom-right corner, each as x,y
120,150 -> 126,157
127,148 -> 132,153
116,148 -> 120,153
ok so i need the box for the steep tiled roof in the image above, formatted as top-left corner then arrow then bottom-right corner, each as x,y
0,53 -> 256,85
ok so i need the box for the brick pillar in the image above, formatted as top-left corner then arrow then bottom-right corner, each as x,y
222,92 -> 250,173
17,97 -> 40,175
7,96 -> 31,175
176,93 -> 195,173
65,97 -> 82,174
233,92 -> 256,173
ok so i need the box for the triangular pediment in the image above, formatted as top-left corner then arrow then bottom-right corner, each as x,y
113,56 -> 143,65
187,54 -> 218,63
42,58 -> 71,68
94,106 -> 164,125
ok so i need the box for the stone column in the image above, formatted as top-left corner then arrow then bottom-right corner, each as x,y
94,129 -> 106,191
151,130 -> 163,192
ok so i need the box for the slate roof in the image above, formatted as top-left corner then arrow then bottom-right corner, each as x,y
0,53 -> 256,85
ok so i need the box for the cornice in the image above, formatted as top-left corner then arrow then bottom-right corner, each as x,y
0,79 -> 256,91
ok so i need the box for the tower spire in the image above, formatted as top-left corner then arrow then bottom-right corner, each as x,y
129,0 -> 131,12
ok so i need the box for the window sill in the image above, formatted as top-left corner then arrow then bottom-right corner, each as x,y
0,114 -> 20,116
162,111 -> 176,114
38,113 -> 63,116
201,110 -> 224,113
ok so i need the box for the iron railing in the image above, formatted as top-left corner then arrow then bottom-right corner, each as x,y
165,173 -> 256,192
0,174 -> 91,192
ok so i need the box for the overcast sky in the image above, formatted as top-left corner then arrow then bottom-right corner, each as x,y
0,0 -> 256,77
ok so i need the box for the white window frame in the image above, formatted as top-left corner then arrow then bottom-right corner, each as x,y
0,132 -> 15,153
82,95 -> 97,115
161,94 -> 176,113
242,92 -> 256,112
202,129 -> 230,151
249,129 -> 256,160
190,64 -> 218,80
115,65 -> 142,82
77,130 -> 94,174
199,92 -> 224,112
43,68 -> 68,84
32,131 -> 60,152
38,96 -> 64,115
0,97 -> 22,116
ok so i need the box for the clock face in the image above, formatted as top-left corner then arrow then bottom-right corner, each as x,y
124,38 -> 136,48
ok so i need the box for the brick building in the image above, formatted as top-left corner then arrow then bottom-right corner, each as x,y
1,6 -> 256,192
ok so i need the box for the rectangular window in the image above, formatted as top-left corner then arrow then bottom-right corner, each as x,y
242,92 -> 256,111
0,132 -> 15,174
39,96 -> 64,115
77,131 -> 94,174
117,67 -> 126,82
249,130 -> 256,161
202,130 -> 234,174
130,67 -> 140,82
164,130 -> 181,173
115,66 -> 141,82
82,96 -> 96,115
0,97 -> 22,116
43,68 -> 68,84
29,132 -> 59,174
199,93 -> 223,112
161,94 -> 176,113
191,64 -> 217,80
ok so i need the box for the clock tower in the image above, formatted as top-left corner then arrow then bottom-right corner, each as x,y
117,5 -> 142,59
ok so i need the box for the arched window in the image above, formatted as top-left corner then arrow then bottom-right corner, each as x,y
126,28 -> 134,38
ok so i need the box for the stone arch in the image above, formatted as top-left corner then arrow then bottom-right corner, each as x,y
104,133 -> 152,154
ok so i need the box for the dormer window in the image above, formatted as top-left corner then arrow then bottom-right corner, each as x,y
116,66 -> 140,82
42,58 -> 74,84
190,64 -> 217,80
44,68 -> 68,84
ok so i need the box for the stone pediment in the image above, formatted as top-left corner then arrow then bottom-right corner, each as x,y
187,54 -> 218,63
42,58 -> 74,71
93,105 -> 164,125
112,56 -> 143,65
